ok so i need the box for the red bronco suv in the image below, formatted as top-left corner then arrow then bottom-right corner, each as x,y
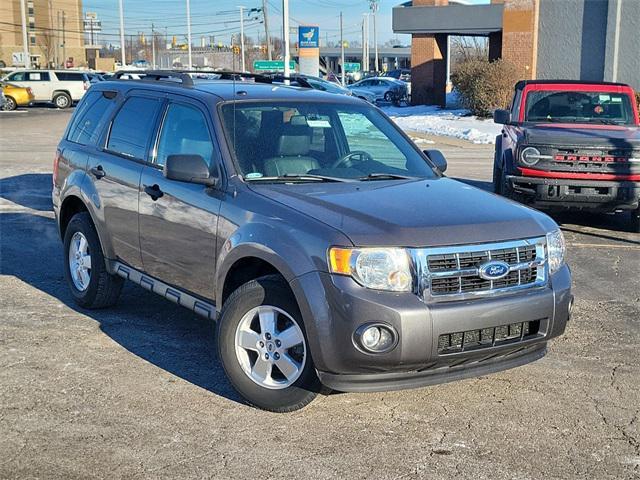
493,80 -> 640,232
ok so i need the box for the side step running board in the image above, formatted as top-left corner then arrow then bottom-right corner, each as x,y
113,261 -> 217,320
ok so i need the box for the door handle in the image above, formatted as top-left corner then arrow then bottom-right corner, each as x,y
90,165 -> 105,179
144,184 -> 164,201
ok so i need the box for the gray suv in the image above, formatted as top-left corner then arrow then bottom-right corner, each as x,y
53,71 -> 573,412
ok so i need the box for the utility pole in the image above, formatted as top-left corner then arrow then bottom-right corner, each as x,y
56,10 -> 60,67
340,12 -> 345,86
362,13 -> 369,72
186,0 -> 193,69
369,0 -> 379,72
282,0 -> 290,81
261,0 -> 272,60
62,11 -> 66,68
118,0 -> 126,66
239,6 -> 246,72
151,23 -> 156,69
19,0 -> 29,67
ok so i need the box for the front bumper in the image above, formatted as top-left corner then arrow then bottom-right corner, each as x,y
508,175 -> 640,211
290,265 -> 572,392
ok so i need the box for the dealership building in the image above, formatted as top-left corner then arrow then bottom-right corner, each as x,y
393,0 -> 640,105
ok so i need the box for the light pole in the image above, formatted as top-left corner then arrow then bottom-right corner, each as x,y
369,0 -> 379,72
239,6 -> 246,72
340,12 -> 345,86
19,0 -> 29,67
118,0 -> 126,66
186,0 -> 193,69
282,0 -> 290,81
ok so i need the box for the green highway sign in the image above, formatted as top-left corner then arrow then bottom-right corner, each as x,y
253,60 -> 296,72
344,62 -> 361,72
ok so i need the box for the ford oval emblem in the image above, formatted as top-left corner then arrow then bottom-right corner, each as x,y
478,261 -> 510,280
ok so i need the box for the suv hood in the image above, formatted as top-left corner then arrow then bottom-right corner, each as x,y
523,123 -> 640,149
249,178 -> 556,247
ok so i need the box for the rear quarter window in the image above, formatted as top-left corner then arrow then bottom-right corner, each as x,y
55,72 -> 84,81
67,91 -> 116,146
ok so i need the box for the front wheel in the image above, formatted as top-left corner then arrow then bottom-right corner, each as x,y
217,275 -> 321,412
384,91 -> 393,102
2,96 -> 17,111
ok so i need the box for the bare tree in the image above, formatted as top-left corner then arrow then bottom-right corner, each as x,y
450,36 -> 488,68
38,31 -> 57,68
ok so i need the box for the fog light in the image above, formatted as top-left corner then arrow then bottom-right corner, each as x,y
356,324 -> 397,353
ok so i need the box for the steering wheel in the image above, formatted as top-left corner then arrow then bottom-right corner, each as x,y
332,151 -> 375,169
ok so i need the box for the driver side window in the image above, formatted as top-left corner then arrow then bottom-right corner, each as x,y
156,103 -> 214,167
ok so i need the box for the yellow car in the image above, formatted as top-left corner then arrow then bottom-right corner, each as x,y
1,81 -> 34,111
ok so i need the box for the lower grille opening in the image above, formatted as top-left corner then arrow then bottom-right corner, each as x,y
437,320 -> 541,354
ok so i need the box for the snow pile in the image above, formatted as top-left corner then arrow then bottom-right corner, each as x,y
383,105 -> 502,144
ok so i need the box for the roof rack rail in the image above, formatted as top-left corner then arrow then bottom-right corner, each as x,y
140,70 -> 194,87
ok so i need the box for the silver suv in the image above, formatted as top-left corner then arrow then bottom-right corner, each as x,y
52,71 -> 573,412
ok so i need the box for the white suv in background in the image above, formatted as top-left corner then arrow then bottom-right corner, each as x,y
2,70 -> 90,108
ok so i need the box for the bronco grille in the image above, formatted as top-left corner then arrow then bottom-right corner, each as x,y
413,238 -> 547,301
437,320 -> 542,354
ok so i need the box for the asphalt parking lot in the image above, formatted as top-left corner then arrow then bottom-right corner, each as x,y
0,108 -> 638,479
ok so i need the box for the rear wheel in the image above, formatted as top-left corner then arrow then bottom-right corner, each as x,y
53,92 -> 71,109
630,206 -> 640,233
217,275 -> 321,412
63,212 -> 123,308
2,96 -> 17,111
384,91 -> 393,102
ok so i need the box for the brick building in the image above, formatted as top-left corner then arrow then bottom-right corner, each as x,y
0,0 -> 86,68
393,0 -> 640,105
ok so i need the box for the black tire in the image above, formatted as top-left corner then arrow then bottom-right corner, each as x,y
2,96 -> 17,111
63,212 -> 123,309
217,275 -> 321,412
53,92 -> 71,109
492,135 -> 503,194
630,207 -> 640,233
384,91 -> 393,102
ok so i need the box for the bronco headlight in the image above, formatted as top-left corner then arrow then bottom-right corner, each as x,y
521,146 -> 542,166
546,229 -> 566,274
329,247 -> 412,292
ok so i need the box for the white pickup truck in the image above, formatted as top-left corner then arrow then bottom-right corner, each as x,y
1,70 -> 90,108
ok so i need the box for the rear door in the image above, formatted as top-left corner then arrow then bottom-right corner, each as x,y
87,92 -> 164,270
138,96 -> 222,299
13,71 -> 51,101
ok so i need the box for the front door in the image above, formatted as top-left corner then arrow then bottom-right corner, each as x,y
87,93 -> 164,269
138,97 -> 221,299
8,71 -> 51,101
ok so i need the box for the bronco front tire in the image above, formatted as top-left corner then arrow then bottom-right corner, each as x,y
63,212 -> 123,308
217,275 -> 321,412
630,206 -> 640,233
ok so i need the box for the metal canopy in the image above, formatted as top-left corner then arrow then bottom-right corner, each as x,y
392,3 -> 504,36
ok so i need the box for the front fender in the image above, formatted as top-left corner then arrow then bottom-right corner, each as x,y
215,220 -> 330,306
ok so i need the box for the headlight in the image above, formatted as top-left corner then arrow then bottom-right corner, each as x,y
329,247 -> 412,292
546,229 -> 566,274
521,146 -> 541,166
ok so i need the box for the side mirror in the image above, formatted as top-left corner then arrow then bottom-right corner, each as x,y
493,108 -> 511,125
164,154 -> 216,186
424,149 -> 447,173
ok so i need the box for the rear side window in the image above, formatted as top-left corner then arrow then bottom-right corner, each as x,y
56,72 -> 84,81
26,72 -> 50,81
155,103 -> 214,167
107,97 -> 161,160
67,91 -> 115,146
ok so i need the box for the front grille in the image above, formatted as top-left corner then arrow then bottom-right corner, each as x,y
414,238 -> 547,301
437,320 -> 541,354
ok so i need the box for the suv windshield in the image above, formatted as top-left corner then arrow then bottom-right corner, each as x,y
524,90 -> 635,125
220,101 -> 436,181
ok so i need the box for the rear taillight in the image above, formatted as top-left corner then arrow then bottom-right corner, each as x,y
53,150 -> 60,186
27,87 -> 33,95
83,81 -> 90,91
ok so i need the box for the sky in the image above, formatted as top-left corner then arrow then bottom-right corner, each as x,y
83,0 -> 489,48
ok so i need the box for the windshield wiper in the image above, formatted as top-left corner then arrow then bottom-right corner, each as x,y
245,173 -> 352,183
358,173 -> 417,181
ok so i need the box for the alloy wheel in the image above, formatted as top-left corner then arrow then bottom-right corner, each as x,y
68,231 -> 92,291
234,305 -> 306,390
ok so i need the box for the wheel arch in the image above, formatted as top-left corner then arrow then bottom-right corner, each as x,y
59,194 -> 89,239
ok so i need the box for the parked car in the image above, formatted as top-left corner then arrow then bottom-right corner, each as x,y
494,80 -> 640,232
1,69 -> 90,108
266,73 -> 376,104
0,81 -> 35,111
53,71 -> 572,412
348,77 -> 408,105
383,68 -> 411,82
